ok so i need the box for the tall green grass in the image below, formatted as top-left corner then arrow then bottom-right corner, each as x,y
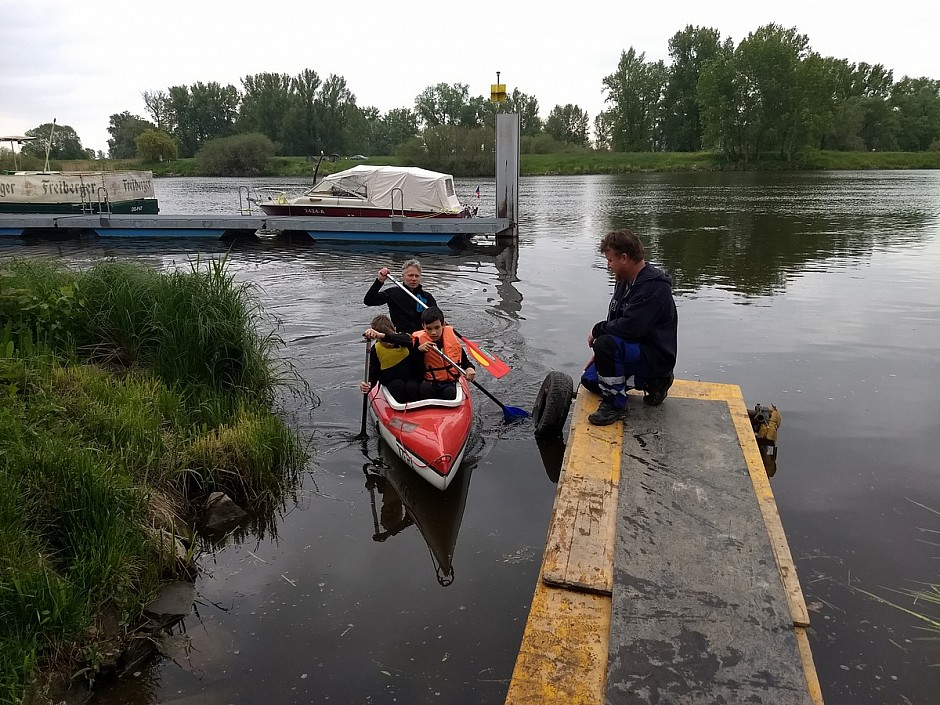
0,257 -> 307,700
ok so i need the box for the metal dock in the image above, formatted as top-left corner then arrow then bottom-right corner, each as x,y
0,213 -> 513,245
505,381 -> 823,705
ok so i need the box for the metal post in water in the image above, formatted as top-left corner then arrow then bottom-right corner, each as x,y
495,112 -> 519,244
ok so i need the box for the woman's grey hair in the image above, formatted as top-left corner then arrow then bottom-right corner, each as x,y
402,259 -> 422,272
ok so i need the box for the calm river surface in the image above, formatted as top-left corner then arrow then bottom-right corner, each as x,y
4,171 -> 938,704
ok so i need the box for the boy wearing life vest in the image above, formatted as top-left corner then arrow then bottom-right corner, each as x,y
413,306 -> 475,400
359,314 -> 424,403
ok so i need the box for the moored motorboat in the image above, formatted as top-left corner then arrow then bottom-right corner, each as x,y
256,165 -> 475,219
368,377 -> 474,490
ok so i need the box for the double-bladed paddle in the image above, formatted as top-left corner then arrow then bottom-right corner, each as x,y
385,274 -> 511,379
422,342 -> 529,421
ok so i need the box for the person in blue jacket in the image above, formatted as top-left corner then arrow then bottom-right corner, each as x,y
582,228 -> 678,426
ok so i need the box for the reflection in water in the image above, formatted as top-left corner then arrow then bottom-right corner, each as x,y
535,435 -> 566,484
362,442 -> 474,587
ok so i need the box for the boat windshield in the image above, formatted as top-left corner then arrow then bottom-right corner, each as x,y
305,174 -> 368,200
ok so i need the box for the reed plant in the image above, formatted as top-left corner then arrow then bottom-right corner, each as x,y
0,256 -> 307,701
857,501 -> 939,657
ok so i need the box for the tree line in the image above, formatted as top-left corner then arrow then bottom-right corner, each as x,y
9,22 -> 940,171
602,24 -> 940,161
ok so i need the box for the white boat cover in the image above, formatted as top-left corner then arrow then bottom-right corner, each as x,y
0,171 -> 155,204
306,165 -> 463,214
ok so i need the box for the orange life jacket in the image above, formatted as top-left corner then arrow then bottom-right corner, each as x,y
414,326 -> 462,382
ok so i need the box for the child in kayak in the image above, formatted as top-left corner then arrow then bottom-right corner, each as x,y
359,314 -> 424,403
413,306 -> 476,400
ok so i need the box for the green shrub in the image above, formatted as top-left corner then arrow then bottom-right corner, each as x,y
195,133 -> 275,176
135,129 -> 178,163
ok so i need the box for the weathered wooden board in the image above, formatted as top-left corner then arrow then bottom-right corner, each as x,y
504,583 -> 611,705
542,475 -> 618,594
606,397 -> 812,705
542,387 -> 621,594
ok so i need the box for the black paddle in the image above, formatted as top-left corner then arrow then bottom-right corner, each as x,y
429,345 -> 529,421
357,338 -> 371,438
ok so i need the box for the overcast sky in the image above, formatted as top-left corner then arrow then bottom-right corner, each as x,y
2,0 -> 938,153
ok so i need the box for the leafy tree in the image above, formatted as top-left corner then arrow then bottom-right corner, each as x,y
735,24 -> 812,160
376,108 -> 419,154
21,122 -> 87,160
662,25 -> 722,151
195,133 -> 274,176
459,95 -> 487,129
699,25 -> 832,162
510,89 -> 543,136
344,105 -> 378,155
398,124 -> 491,176
545,104 -> 590,146
891,76 -> 940,151
135,129 -> 178,162
142,89 -> 173,132
282,68 -> 322,156
107,111 -> 156,159
414,83 -> 471,128
593,111 -> 614,150
238,72 -> 293,145
167,81 -> 239,157
316,74 -> 357,154
603,48 -> 667,151
698,38 -> 752,160
482,88 -> 543,134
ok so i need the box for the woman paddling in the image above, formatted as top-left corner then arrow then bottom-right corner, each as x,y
363,259 -> 437,334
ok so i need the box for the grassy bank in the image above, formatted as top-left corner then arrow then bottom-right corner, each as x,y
0,258 -> 307,702
44,149 -> 940,179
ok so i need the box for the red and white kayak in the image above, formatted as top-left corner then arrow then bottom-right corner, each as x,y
368,377 -> 473,490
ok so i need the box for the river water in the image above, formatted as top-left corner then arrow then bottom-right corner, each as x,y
4,171 -> 938,704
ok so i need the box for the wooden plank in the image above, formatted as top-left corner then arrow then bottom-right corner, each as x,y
505,582 -> 610,705
542,388 -> 622,594
542,475 -> 617,594
795,627 -> 825,705
725,392 -> 811,627
559,387 -> 623,483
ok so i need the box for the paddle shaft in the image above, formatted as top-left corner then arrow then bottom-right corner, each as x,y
430,345 -> 511,413
385,273 -> 510,378
358,338 -> 370,438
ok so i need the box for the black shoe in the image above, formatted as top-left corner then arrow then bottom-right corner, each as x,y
588,400 -> 628,426
643,374 -> 674,407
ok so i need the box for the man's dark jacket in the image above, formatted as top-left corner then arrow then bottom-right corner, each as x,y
363,280 -> 436,334
591,263 -> 678,377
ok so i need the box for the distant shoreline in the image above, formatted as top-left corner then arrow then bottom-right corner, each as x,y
43,150 -> 940,179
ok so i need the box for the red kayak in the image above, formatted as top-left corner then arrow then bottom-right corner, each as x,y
368,377 -> 473,490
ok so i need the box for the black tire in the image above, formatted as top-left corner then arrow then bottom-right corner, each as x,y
533,371 -> 574,438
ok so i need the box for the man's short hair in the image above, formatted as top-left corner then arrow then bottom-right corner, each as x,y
599,228 -> 645,262
371,314 -> 396,335
420,306 -> 445,326
402,259 -> 422,273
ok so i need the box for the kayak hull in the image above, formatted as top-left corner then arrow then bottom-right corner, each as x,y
369,378 -> 473,490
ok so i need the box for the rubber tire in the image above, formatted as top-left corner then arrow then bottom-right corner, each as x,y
533,371 -> 575,438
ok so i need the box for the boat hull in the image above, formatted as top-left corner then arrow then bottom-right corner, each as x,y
0,198 -> 159,215
369,378 -> 473,491
0,170 -> 159,215
258,203 -> 468,218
